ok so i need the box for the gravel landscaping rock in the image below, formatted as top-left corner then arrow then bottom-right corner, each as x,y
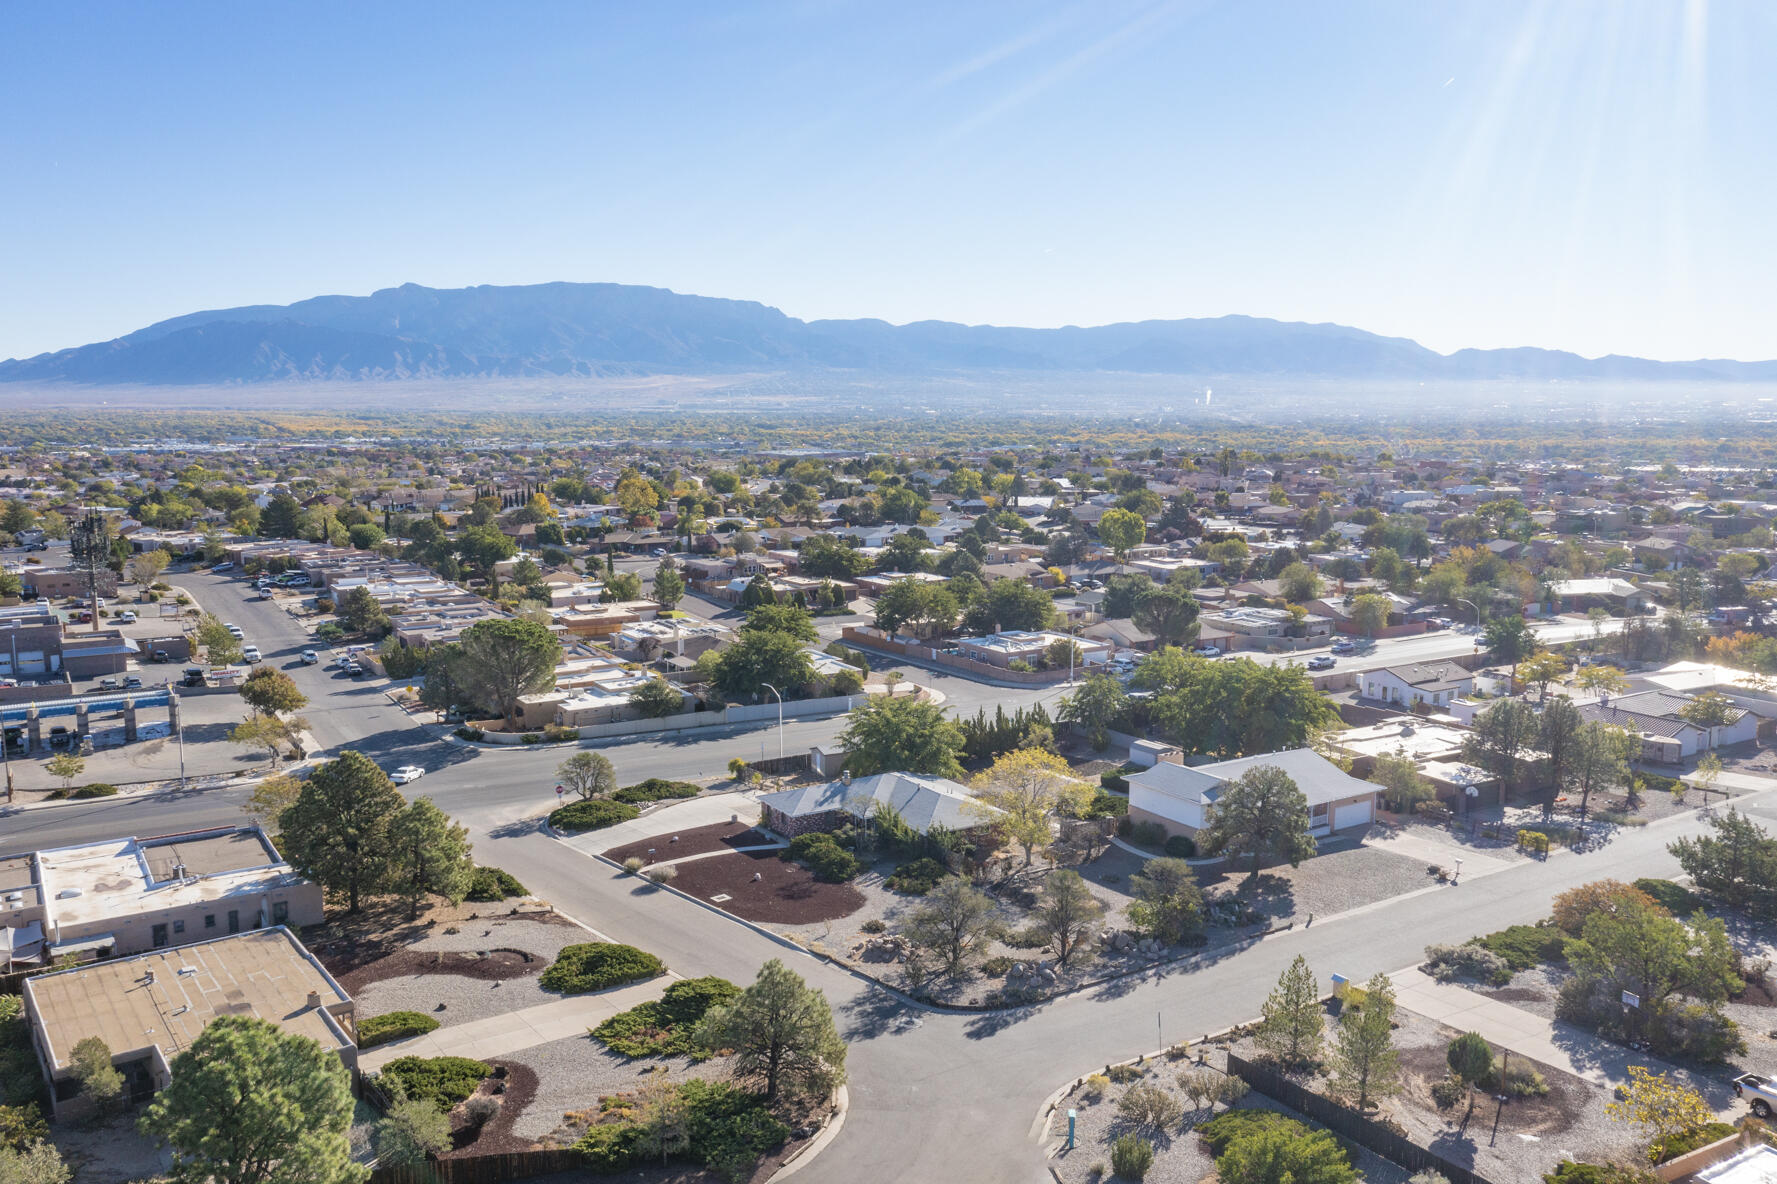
352,918 -> 589,1031
500,1034 -> 734,1144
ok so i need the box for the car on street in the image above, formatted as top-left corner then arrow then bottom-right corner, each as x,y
1330,639 -> 1356,654
48,725 -> 71,748
212,561 -> 233,572
98,676 -> 121,691
182,667 -> 207,687
116,610 -> 137,624
389,765 -> 425,784
1191,644 -> 1221,657
650,547 -> 669,557
242,645 -> 262,663
1306,655 -> 1337,670
224,623 -> 243,638
123,675 -> 142,689
300,649 -> 319,664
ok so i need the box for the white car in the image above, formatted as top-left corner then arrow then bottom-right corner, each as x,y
224,623 -> 244,638
242,645 -> 262,663
300,649 -> 319,664
390,765 -> 424,784
116,610 -> 137,623
1191,645 -> 1221,657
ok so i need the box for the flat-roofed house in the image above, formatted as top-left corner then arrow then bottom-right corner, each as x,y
21,927 -> 355,1118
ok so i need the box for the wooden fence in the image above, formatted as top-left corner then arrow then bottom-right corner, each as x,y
1225,1052 -> 1498,1184
369,1148 -> 590,1184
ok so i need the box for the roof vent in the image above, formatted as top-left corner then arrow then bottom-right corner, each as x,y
55,889 -> 81,900
840,771 -> 852,786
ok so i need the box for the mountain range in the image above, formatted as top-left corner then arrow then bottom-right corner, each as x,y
4,281 -> 1774,385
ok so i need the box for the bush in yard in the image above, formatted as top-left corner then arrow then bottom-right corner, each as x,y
1422,942 -> 1511,986
593,976 -> 741,1059
1110,1134 -> 1155,1180
1490,1063 -> 1550,1098
646,865 -> 677,885
357,1011 -> 441,1049
885,858 -> 947,895
570,1079 -> 787,1181
1215,1124 -> 1357,1184
542,724 -> 580,743
1198,1109 -> 1309,1155
1633,878 -> 1702,916
860,919 -> 887,934
1430,1074 -> 1466,1109
71,783 -> 119,799
1652,1121 -> 1736,1162
379,1056 -> 491,1109
982,956 -> 1014,976
1129,820 -> 1167,850
1552,880 -> 1664,936
1544,1163 -> 1663,1183
373,1097 -> 452,1165
548,798 -> 640,833
541,943 -> 666,995
1105,1063 -> 1142,1084
784,833 -> 859,882
575,1121 -> 646,1172
614,778 -> 703,804
1116,1082 -> 1183,1131
623,857 -> 645,874
464,865 -> 528,902
1080,789 -> 1128,819
463,1094 -> 502,1130
1163,833 -> 1196,858
1082,1073 -> 1110,1100
1474,923 -> 1568,971
1003,925 -> 1049,949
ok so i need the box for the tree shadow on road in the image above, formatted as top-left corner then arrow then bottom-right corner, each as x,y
836,986 -> 918,1042
963,1000 -> 1049,1040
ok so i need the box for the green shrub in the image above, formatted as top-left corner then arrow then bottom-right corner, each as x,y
982,956 -> 1014,976
454,725 -> 484,742
860,919 -> 887,934
1004,925 -> 1048,949
1079,789 -> 1129,819
784,832 -> 859,882
1474,924 -> 1567,972
575,1121 -> 645,1172
71,783 -> 119,799
379,1056 -> 490,1109
1423,942 -> 1512,986
1198,1109 -> 1308,1155
613,778 -> 702,804
357,1012 -> 441,1050
541,943 -> 666,995
1100,771 -> 1130,791
1164,834 -> 1197,858
1129,820 -> 1167,850
1653,1121 -> 1737,1162
592,976 -> 740,1058
464,865 -> 529,902
1115,815 -> 1135,837
542,724 -> 580,743
885,858 -> 947,895
1634,878 -> 1702,915
1430,1075 -> 1466,1109
520,733 -> 542,745
1490,1063 -> 1549,1098
1105,1063 -> 1142,1084
1516,829 -> 1551,855
571,1080 -> 787,1182
548,798 -> 640,833
1110,1134 -> 1155,1181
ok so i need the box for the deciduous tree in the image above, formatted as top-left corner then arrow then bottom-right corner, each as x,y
970,749 -> 1092,866
901,878 -> 999,978
557,751 -> 616,800
240,666 -> 307,718
837,696 -> 965,778
1605,1066 -> 1714,1163
1034,869 -> 1104,967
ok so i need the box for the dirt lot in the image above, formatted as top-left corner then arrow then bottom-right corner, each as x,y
603,820 -> 776,864
668,849 -> 866,924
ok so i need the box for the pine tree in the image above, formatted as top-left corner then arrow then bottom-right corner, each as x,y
693,960 -> 847,1101
1255,955 -> 1323,1069
388,798 -> 474,920
1328,973 -> 1400,1110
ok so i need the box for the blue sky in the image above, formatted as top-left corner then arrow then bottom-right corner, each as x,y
3,1 -> 1773,362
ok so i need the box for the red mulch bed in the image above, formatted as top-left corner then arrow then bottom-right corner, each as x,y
603,820 -> 775,864
666,850 -> 864,924
336,948 -> 543,995
440,1059 -> 540,1157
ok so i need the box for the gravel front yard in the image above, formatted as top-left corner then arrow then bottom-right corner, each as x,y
347,917 -> 589,1030
1194,841 -> 1432,924
1050,1060 -> 1408,1184
500,1034 -> 734,1144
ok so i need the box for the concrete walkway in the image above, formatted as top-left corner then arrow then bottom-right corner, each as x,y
558,790 -> 764,858
359,977 -> 672,1070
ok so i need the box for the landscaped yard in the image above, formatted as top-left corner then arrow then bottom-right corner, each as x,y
603,819 -> 776,864
667,848 -> 867,924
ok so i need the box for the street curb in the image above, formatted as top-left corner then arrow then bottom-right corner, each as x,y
766,1084 -> 849,1182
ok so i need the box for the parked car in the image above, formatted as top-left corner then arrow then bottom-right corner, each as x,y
23,541 -> 47,552
1191,645 -> 1221,657
48,725 -> 71,748
242,645 -> 262,663
389,765 -> 425,784
212,561 -> 234,572
1306,655 -> 1337,671
300,649 -> 319,664
225,623 -> 244,638
1735,1074 -> 1777,1118
182,667 -> 207,687
147,649 -> 170,663
123,675 -> 142,689
1330,639 -> 1356,654
98,676 -> 121,691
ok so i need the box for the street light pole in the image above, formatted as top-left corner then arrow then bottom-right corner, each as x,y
1456,598 -> 1481,629
761,682 -> 784,760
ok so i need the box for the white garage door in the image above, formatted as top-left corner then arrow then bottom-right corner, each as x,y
1333,800 -> 1373,830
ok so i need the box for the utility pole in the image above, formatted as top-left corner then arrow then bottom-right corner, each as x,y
762,682 -> 784,759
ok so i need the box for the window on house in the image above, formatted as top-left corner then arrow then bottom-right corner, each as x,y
272,901 -> 289,924
1311,803 -> 1328,818
173,920 -> 185,934
204,914 -> 216,929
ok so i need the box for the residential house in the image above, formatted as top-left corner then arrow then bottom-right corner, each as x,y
758,771 -> 997,838
1125,748 -> 1378,839
1360,662 -> 1476,710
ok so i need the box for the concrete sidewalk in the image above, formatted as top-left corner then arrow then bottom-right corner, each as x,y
558,790 -> 764,858
359,977 -> 672,1070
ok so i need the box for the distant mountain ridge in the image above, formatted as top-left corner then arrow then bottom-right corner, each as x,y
4,280 -> 1774,384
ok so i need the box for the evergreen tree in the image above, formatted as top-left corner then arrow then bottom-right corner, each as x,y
1328,974 -> 1400,1110
1255,955 -> 1323,1069
694,960 -> 847,1102
388,798 -> 474,920
277,750 -> 404,913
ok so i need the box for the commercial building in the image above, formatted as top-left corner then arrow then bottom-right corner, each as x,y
1,826 -> 322,968
21,927 -> 355,1118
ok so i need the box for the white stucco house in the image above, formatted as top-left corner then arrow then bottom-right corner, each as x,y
1125,748 -> 1379,840
1361,662 -> 1475,710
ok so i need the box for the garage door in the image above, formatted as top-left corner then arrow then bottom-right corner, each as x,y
1333,800 -> 1373,830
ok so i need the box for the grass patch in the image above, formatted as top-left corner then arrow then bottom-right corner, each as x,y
591,976 -> 740,1059
357,1011 -> 441,1050
379,1055 -> 490,1109
464,865 -> 529,902
548,798 -> 640,833
540,942 -> 665,995
613,778 -> 702,804
1472,924 -> 1568,972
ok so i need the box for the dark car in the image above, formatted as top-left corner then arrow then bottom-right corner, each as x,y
182,667 -> 207,687
146,649 -> 170,663
48,725 -> 71,748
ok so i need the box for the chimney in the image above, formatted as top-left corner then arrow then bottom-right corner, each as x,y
144,969 -> 155,985
306,991 -> 322,1010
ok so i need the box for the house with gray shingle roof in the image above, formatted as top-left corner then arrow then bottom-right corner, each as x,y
1125,748 -> 1378,839
757,772 -> 999,838
1575,689 -> 1760,761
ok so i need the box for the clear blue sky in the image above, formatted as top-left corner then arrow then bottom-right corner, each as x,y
4,1 -> 1774,362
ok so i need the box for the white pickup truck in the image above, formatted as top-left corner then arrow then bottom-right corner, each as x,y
1733,1073 -> 1777,1117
